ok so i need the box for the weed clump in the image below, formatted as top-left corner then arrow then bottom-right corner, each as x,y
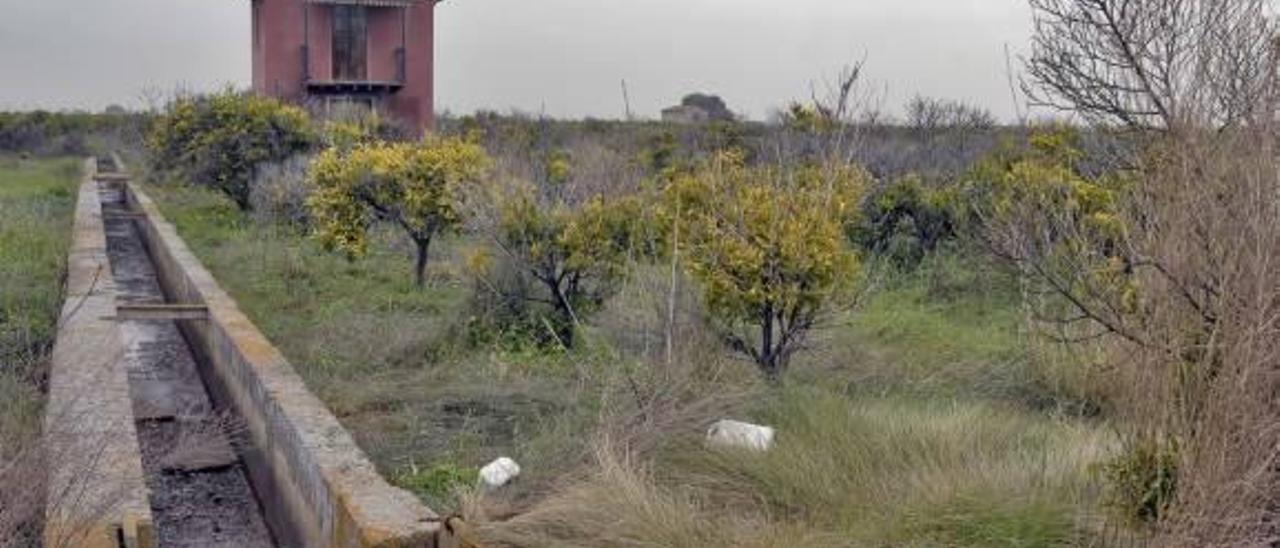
1099,437 -> 1179,526
396,462 -> 478,507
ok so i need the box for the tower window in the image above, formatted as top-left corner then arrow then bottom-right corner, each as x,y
332,5 -> 368,80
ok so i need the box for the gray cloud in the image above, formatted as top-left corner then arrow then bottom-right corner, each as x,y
0,0 -> 1033,120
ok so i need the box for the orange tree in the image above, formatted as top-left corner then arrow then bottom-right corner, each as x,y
961,128 -> 1138,341
667,152 -> 866,378
307,136 -> 489,287
473,188 -> 649,348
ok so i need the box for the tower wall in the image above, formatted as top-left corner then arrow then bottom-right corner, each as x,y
251,0 -> 435,131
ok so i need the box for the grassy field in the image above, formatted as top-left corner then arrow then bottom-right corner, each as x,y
0,155 -> 81,542
0,156 -> 80,441
145,180 -> 1117,546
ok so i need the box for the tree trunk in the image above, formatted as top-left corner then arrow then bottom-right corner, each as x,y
414,236 -> 431,288
665,206 -> 681,368
549,281 -> 577,348
759,303 -> 778,379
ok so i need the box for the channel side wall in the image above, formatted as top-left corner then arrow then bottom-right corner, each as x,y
44,159 -> 154,548
118,178 -> 451,547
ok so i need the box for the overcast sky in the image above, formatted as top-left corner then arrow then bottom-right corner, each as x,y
0,0 -> 1033,121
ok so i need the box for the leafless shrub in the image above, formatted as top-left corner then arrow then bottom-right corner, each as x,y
556,137 -> 644,201
249,154 -> 314,227
1008,0 -> 1280,542
1143,130 -> 1280,544
905,95 -> 997,134
1025,0 -> 1278,130
762,61 -> 884,171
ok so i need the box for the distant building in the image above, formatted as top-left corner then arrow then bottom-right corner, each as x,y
661,105 -> 711,124
661,93 -> 735,124
251,0 -> 438,130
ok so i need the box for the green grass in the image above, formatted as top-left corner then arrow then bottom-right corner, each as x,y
148,182 -> 466,384
394,462 -> 479,509
0,155 -> 80,456
146,181 -> 1116,546
813,253 -> 1026,394
794,253 -> 1105,417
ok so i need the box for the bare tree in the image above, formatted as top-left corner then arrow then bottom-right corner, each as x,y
762,61 -> 886,178
905,95 -> 997,133
1025,0 -> 1277,130
1004,0 -> 1280,542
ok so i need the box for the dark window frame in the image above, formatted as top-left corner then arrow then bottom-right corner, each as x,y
331,5 -> 368,81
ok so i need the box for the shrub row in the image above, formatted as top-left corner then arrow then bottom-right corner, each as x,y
146,90 -> 317,209
0,110 -> 145,157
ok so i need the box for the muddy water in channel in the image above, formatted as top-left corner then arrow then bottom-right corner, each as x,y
101,184 -> 276,547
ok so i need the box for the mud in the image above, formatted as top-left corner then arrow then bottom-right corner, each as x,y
102,190 -> 276,548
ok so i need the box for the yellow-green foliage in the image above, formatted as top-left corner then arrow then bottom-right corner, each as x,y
479,188 -> 651,346
1099,437 -> 1179,526
964,127 -> 1137,311
320,110 -> 404,153
543,149 -> 573,187
667,152 -> 866,376
965,127 -> 1125,239
782,102 -> 838,134
322,120 -> 379,154
146,90 -> 315,208
307,136 -> 489,285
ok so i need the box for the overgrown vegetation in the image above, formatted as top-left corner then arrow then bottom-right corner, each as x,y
140,95 -> 1122,545
0,110 -> 146,158
124,1 -> 1280,538
1009,1 -> 1280,542
0,156 -> 81,546
148,173 -> 1116,545
7,0 -> 1272,543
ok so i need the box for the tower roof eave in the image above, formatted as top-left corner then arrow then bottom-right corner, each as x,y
303,0 -> 424,7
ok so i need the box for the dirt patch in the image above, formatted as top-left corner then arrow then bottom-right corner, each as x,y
137,420 -> 273,548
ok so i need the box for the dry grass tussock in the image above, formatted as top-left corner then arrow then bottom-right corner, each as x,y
1142,130 -> 1280,544
464,441 -> 838,548
464,387 -> 1114,547
0,411 -> 46,546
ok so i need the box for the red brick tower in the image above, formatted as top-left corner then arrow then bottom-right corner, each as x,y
251,0 -> 436,130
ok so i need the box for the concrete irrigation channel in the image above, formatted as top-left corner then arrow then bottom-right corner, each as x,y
43,157 -> 468,547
